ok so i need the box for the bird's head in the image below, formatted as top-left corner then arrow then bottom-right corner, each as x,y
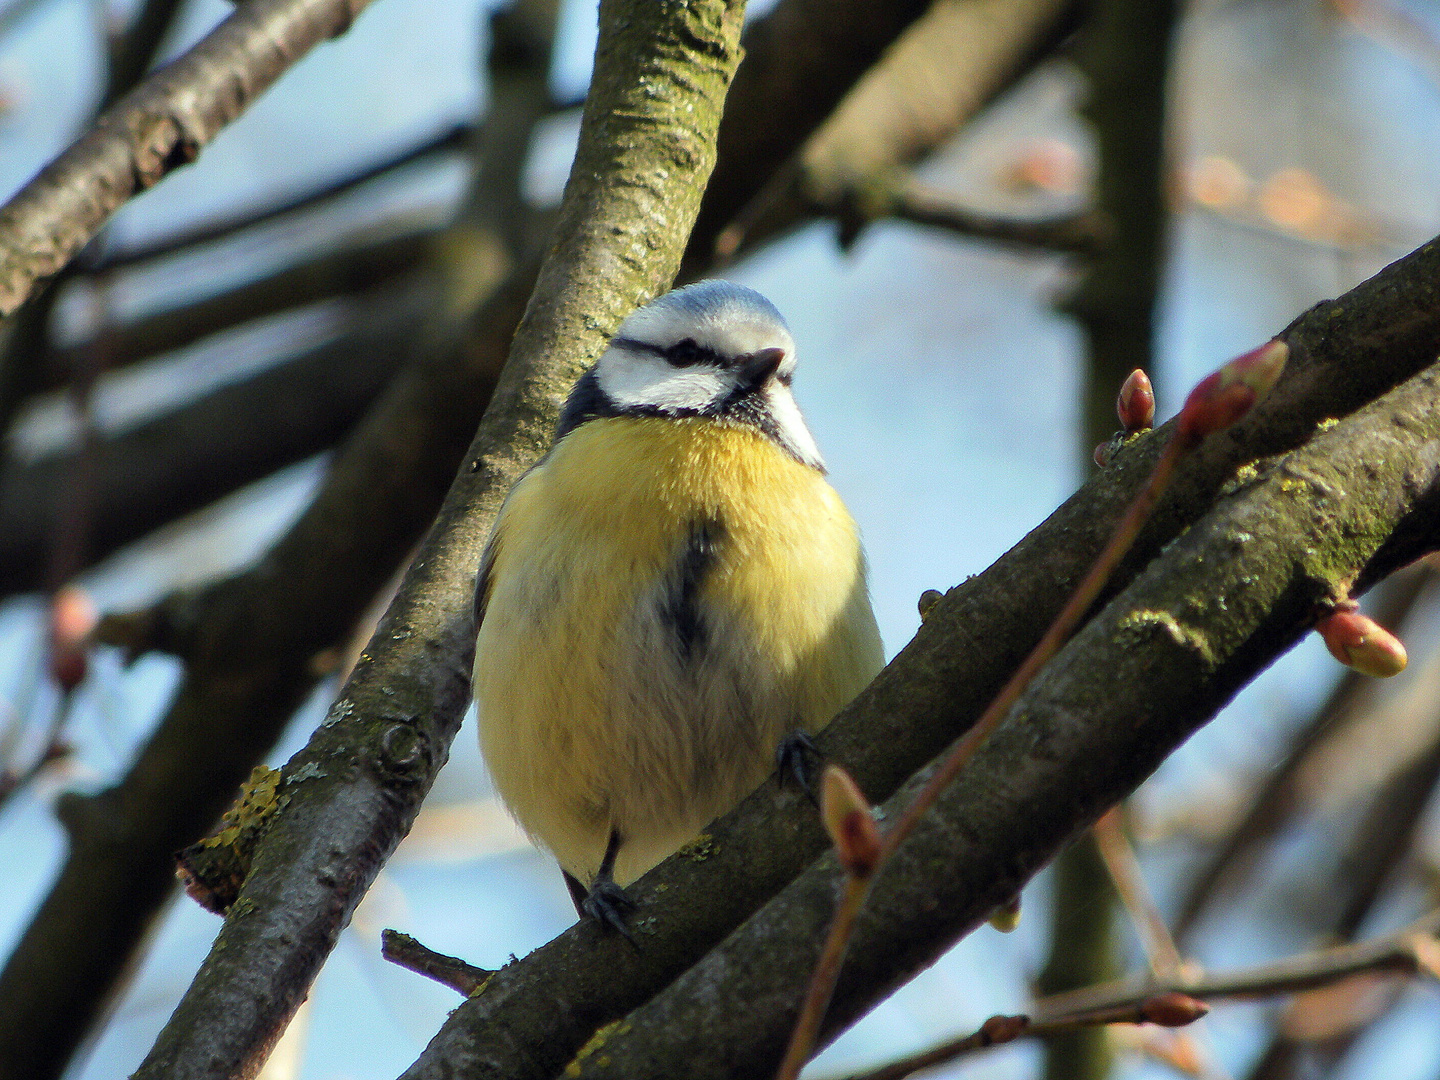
558,280 -> 824,470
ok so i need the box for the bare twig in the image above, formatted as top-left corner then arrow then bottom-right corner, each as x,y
88,124 -> 468,274
829,994 -> 1208,1080
0,0 -> 380,315
1093,809 -> 1184,977
724,169 -> 1107,259
1037,910 -> 1440,1019
778,341 -> 1283,1078
380,930 -> 494,998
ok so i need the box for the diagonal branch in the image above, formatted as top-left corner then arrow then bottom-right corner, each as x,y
560,357 -> 1440,1080
0,1 -> 945,1075
394,234 -> 1440,1080
128,2 -> 747,1077
0,0 -> 378,316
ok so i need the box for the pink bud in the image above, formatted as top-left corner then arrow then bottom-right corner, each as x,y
50,586 -> 96,651
49,586 -> 96,692
1117,369 -> 1155,433
978,1014 -> 1029,1046
1318,607 -> 1407,678
820,764 -> 881,879
1176,339 -> 1288,444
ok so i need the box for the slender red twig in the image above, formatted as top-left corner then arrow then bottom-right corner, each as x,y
774,341 -> 1289,1079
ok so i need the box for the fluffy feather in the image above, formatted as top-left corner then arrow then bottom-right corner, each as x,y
473,416 -> 882,885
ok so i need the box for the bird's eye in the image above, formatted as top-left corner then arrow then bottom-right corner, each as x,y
666,338 -> 705,367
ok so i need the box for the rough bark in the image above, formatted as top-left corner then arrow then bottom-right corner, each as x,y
1042,3 -> 1180,1077
128,1 -> 746,1077
0,0 -> 377,316
563,359 -> 1440,1080
393,236 -> 1440,1080
0,1 -> 936,1074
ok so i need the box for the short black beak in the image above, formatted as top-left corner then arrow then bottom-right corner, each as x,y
737,347 -> 785,388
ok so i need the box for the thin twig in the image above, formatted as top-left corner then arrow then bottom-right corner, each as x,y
829,994 -> 1208,1080
85,124 -> 468,275
380,930 -> 494,997
1093,808 -> 1183,978
1036,909 -> 1440,1019
777,418 -> 1193,1079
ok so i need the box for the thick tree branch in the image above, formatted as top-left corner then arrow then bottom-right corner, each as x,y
0,0 -> 377,316
0,1 -> 938,1074
394,234 -> 1440,1080
128,2 -> 746,1077
564,357 -> 1440,1080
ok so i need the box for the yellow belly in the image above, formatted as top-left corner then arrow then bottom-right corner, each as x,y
473,416 -> 883,885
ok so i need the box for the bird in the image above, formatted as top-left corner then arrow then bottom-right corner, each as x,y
471,279 -> 884,930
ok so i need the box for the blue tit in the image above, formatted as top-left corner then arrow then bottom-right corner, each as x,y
472,279 -> 884,928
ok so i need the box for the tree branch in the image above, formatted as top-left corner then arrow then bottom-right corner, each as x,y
711,0 -> 1084,263
392,232 -> 1440,1080
127,2 -> 746,1077
1173,565 -> 1432,939
41,227 -> 432,394
1035,909 -> 1440,1018
0,0 -> 939,1073
0,0 -> 378,315
0,279 -> 428,596
87,123 -> 468,275
561,356 -> 1440,1080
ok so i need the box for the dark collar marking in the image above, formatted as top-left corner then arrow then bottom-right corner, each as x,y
661,519 -> 724,662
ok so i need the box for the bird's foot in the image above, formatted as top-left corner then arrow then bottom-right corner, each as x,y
581,879 -> 637,945
776,730 -> 823,805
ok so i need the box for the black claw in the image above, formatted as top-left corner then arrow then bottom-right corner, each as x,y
776,730 -> 823,805
582,879 -> 638,946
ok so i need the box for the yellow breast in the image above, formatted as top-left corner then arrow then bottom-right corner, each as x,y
473,416 -> 883,883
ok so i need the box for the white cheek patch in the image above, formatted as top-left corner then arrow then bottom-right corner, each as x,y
597,350 -> 729,413
765,385 -> 825,471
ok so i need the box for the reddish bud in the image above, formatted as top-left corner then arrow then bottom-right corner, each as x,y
1117,369 -> 1155,433
978,1014 -> 1030,1046
1140,992 -> 1209,1027
49,586 -> 96,692
50,586 -> 96,651
1318,607 -> 1407,678
1176,339 -> 1288,444
821,764 -> 881,879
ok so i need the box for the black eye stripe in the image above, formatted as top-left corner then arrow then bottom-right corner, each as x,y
613,335 -> 725,369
